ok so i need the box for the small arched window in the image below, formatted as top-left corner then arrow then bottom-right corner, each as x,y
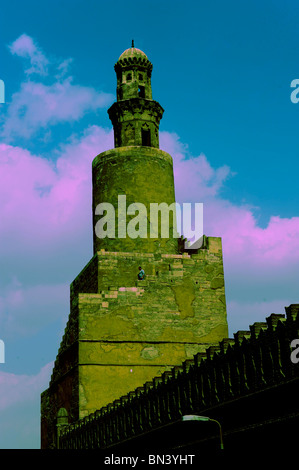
127,73 -> 132,82
141,128 -> 151,147
138,73 -> 143,81
138,85 -> 145,98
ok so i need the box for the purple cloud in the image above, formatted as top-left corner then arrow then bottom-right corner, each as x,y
0,363 -> 53,449
160,131 -> 233,200
0,362 -> 52,411
3,34 -> 114,141
160,131 -> 299,269
9,34 -> 49,76
2,79 -> 114,141
0,126 -> 113,257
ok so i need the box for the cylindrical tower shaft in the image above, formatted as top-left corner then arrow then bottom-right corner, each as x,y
92,44 -> 179,254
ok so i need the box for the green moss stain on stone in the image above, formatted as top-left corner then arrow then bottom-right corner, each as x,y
140,346 -> 160,360
171,277 -> 195,319
210,276 -> 225,289
204,265 -> 214,274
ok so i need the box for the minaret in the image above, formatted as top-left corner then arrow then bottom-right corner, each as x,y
109,40 -> 161,147
92,43 -> 178,254
41,45 -> 228,449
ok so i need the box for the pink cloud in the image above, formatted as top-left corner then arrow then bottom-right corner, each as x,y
0,126 -> 113,254
160,131 -> 232,199
205,200 -> 299,268
160,131 -> 299,271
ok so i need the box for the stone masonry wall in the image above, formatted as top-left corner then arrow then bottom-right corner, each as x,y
41,236 -> 228,447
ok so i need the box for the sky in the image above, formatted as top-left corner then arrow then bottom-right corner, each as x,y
0,0 -> 299,449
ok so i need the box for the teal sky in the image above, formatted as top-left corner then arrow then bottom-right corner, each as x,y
0,0 -> 299,449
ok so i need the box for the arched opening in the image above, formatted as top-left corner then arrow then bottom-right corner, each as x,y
138,85 -> 145,98
141,128 -> 151,147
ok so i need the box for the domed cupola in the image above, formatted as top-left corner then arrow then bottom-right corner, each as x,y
114,41 -> 153,101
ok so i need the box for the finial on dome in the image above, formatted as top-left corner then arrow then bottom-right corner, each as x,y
132,39 -> 134,48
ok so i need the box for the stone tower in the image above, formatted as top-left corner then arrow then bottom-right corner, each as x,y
41,44 -> 228,449
92,42 -> 178,254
